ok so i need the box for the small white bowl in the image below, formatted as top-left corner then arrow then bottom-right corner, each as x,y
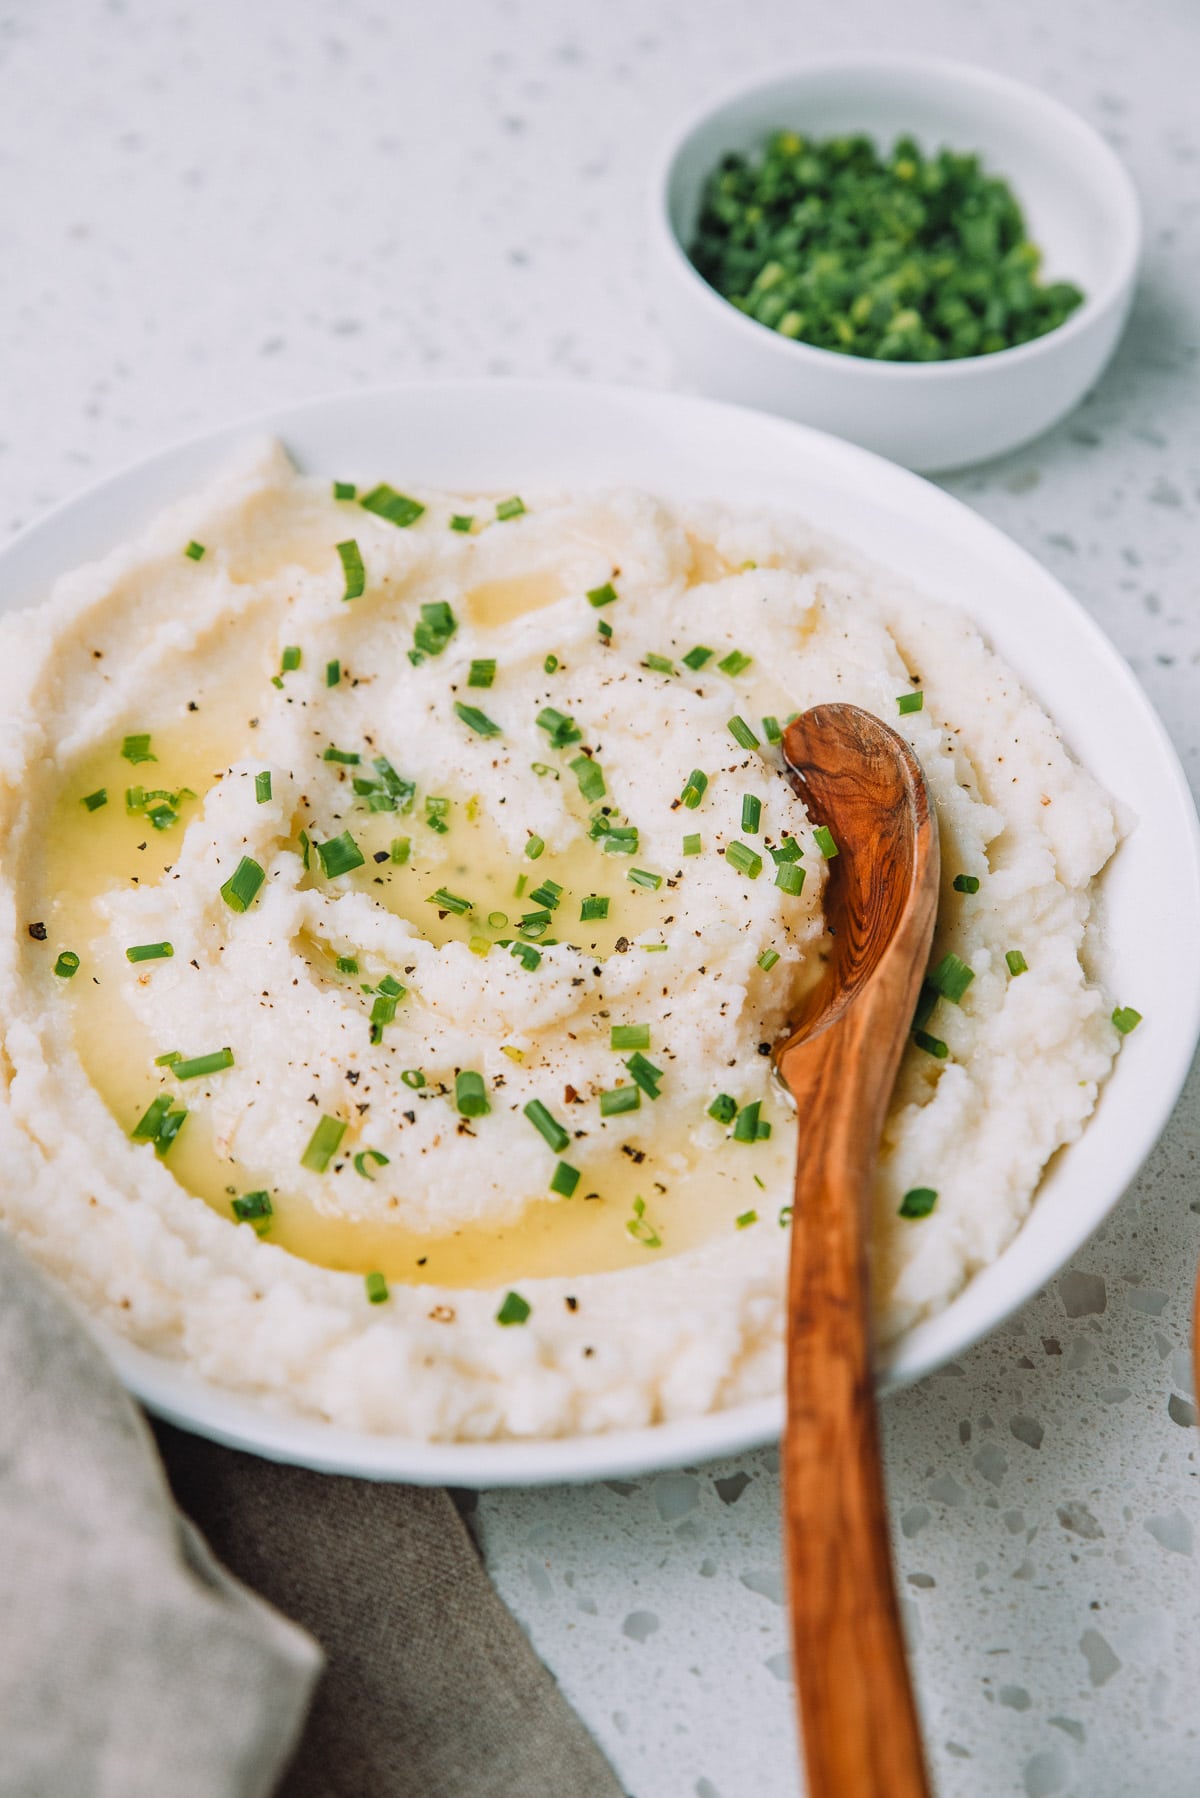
650,56 -> 1141,471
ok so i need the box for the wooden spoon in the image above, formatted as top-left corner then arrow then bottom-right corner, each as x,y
776,703 -> 939,1798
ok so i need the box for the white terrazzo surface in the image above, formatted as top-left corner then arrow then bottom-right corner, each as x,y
3,2 -> 1199,1793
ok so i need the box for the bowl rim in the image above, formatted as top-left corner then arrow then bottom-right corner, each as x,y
651,51 -> 1143,381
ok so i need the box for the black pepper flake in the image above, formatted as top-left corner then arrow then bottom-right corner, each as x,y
565,1296 -> 579,1312
373,851 -> 389,864
28,922 -> 47,941
758,1043 -> 771,1056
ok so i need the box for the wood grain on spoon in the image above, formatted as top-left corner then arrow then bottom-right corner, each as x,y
776,703 -> 939,1798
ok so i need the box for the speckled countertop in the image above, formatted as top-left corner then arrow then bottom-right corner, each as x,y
2,2 -> 1198,1793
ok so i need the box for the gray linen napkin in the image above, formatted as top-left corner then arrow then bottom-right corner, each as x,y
0,1231 -> 623,1798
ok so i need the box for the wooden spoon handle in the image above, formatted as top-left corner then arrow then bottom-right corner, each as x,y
781,1008 -> 931,1798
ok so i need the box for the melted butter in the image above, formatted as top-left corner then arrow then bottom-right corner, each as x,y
38,650 -> 796,1289
466,570 -> 564,630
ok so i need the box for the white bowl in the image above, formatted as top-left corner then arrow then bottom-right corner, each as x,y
650,56 -> 1141,472
3,379 -> 1196,1486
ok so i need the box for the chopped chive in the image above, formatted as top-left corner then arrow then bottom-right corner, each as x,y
281,646 -> 301,674
599,1086 -> 640,1117
1112,1005 -> 1143,1036
364,1270 -> 389,1304
597,620 -> 613,643
487,911 -> 509,929
732,1101 -> 765,1143
449,512 -> 474,533
126,941 -> 174,963
518,908 -> 552,937
953,874 -> 980,894
496,1290 -> 531,1325
298,831 -> 310,870
172,1046 -> 234,1081
336,539 -> 366,601
524,1100 -> 570,1153
736,1209 -> 758,1229
543,653 -> 559,674
681,768 -> 708,810
549,1161 -> 580,1198
899,1187 -> 938,1218
220,855 -> 265,913
468,658 -> 497,689
586,581 -> 617,608
683,833 -> 702,856
682,645 -> 713,670
728,716 -> 759,751
625,1196 -> 661,1249
624,1051 -> 663,1099
762,716 -> 782,744
232,1190 -> 272,1225
529,879 -> 562,910
1005,950 -> 1028,976
757,949 -> 780,971
718,649 -> 752,677
509,941 -> 542,970
411,601 -> 457,662
912,981 -> 938,1031
336,955 -> 359,974
470,934 -> 492,958
813,824 -> 839,859
323,745 -> 361,764
611,1024 -> 650,1050
524,835 -> 545,861
184,540 -> 205,561
775,863 -> 806,896
769,838 -> 802,865
726,841 -> 763,879
779,1204 -> 793,1228
536,705 -> 582,748
914,1030 -> 948,1059
302,1114 -> 346,1173
360,483 -> 425,528
121,734 -> 156,765
708,1093 -> 738,1124
255,770 -> 272,803
81,788 -> 108,811
897,691 -> 924,715
644,653 -> 677,675
929,952 -> 974,1004
370,984 -> 402,1035
333,480 -> 356,501
391,837 -> 410,864
454,701 -> 502,737
354,1148 -> 390,1180
400,1069 -> 426,1090
427,887 -> 472,915
569,755 -> 606,803
455,1070 -> 490,1117
425,795 -> 451,832
628,868 -> 662,891
53,950 -> 80,979
496,496 -> 525,521
741,794 -> 762,834
641,943 -> 667,953
314,831 -> 365,878
500,1045 -> 524,1063
514,874 -> 528,898
595,821 -> 639,854
580,894 -> 609,921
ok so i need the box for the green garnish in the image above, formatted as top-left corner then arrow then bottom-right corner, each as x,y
336,539 -> 366,601
537,706 -> 582,748
897,691 -> 924,715
333,481 -> 356,501
391,837 -> 410,864
449,513 -> 474,533
353,756 -> 416,814
220,856 -> 265,913
315,831 -> 365,878
411,600 -> 457,660
549,1161 -> 580,1198
336,955 -> 359,974
323,746 -> 361,765
813,824 -> 839,858
401,1069 -> 425,1089
899,1187 -> 938,1219
726,841 -> 762,879
682,645 -> 713,670
302,1115 -> 346,1173
680,769 -> 708,810
1112,1006 -> 1142,1036
611,1024 -> 650,1050
690,131 -> 1085,362
1005,950 -> 1028,976
121,734 -> 156,765
732,1101 -> 771,1143
762,716 -> 782,744
683,833 -> 702,856
369,977 -> 405,1038
644,653 -> 677,675
125,783 -> 197,831
255,770 -> 272,803
529,879 -> 562,910
597,620 -> 613,643
455,1070 -> 490,1117
365,1270 -> 389,1304
728,716 -> 759,751
172,1046 -> 234,1081
523,836 -> 545,863
591,821 -> 638,854
81,788 -> 108,812
232,1190 -> 272,1226
132,1093 -> 187,1156
600,1086 -> 640,1117
718,650 -> 752,677
360,484 -> 424,528
425,795 -> 450,832
586,581 -> 617,608
741,794 -> 761,834
468,658 -> 496,688
625,1051 -> 663,1099
570,755 -> 606,803
769,838 -> 802,864
628,869 -> 662,891
427,888 -> 472,915
757,949 -> 779,971
708,1093 -> 738,1124
496,496 -> 525,521
580,894 -> 609,921
487,910 -> 509,928
736,1209 -> 758,1229
914,1030 -> 948,1059
496,1290 -> 531,1325
524,1100 -> 570,1153
509,942 -> 542,971
184,540 -> 205,561
775,863 -> 805,896
454,701 -> 502,737
354,1149 -> 390,1180
929,951 -> 974,1004
543,654 -> 559,674
126,942 -> 173,963
281,646 -> 301,673
53,951 -> 80,979
953,874 -> 980,894
625,1197 -> 661,1249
